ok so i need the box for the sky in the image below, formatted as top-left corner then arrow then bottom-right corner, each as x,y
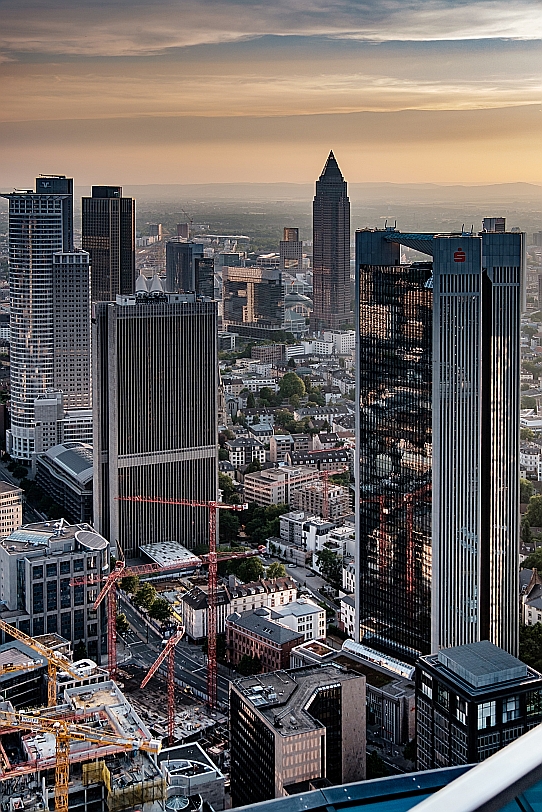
1,0 -> 542,186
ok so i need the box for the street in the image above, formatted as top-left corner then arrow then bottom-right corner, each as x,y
118,594 -> 230,706
267,559 -> 339,615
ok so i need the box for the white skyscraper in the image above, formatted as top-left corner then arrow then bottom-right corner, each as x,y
2,176 -> 91,459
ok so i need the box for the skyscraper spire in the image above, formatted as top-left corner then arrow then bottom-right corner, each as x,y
311,151 -> 352,331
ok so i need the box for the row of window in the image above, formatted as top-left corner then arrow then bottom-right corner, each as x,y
32,557 -> 96,579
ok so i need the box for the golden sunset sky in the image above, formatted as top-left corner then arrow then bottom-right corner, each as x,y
1,0 -> 542,186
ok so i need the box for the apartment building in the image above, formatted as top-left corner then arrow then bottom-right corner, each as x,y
0,481 -> 23,536
243,466 -> 319,506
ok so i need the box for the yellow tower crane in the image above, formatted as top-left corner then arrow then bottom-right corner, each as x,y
0,619 -> 84,706
0,707 -> 161,812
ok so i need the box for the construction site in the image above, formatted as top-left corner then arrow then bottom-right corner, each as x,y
0,621 -> 229,812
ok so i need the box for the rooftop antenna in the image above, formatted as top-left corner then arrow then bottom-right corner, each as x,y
384,219 -> 388,228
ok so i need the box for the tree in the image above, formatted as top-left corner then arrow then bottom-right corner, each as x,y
219,472 -> 238,503
148,597 -> 172,621
521,478 -> 535,503
245,458 -> 262,474
527,495 -> 542,527
219,510 -> 240,543
227,556 -> 265,583
120,575 -> 139,594
266,562 -> 286,579
133,582 -> 157,610
315,548 -> 342,588
522,547 -> 542,571
116,613 -> 130,634
74,641 -> 88,660
219,447 -> 229,461
246,392 -> 256,409
290,393 -> 301,409
288,357 -> 297,368
520,623 -> 542,672
522,516 -> 533,547
521,428 -> 535,441
279,372 -> 305,399
366,751 -> 390,780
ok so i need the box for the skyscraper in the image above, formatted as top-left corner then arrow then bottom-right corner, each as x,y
166,241 -> 214,299
311,151 -> 352,331
82,185 -> 135,302
222,265 -> 284,338
2,176 -> 91,459
93,291 -> 218,558
355,225 -> 522,660
279,227 -> 303,270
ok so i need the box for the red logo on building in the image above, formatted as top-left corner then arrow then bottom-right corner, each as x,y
454,248 -> 466,263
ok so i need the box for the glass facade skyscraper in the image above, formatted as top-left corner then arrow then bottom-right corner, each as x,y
2,176 -> 91,459
355,225 -> 522,660
82,185 -> 135,302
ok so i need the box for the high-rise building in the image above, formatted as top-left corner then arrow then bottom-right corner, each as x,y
166,241 -> 214,298
93,291 -> 218,558
2,176 -> 91,459
82,185 -> 135,302
230,665 -> 366,807
311,151 -> 352,331
279,227 -> 303,270
222,265 -> 284,337
355,225 -> 522,661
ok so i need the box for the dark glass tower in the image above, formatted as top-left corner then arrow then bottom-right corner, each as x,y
355,226 -> 522,661
356,239 -> 433,660
82,186 -> 135,302
311,151 -> 352,330
92,292 -> 218,558
166,241 -> 214,298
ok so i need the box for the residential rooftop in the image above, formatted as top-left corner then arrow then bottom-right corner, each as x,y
227,608 -> 304,645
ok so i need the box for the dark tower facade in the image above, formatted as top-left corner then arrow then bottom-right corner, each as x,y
166,241 -> 214,298
82,186 -> 135,302
92,292 -> 218,558
311,152 -> 352,331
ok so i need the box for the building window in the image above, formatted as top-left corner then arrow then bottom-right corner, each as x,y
502,695 -> 520,724
33,617 -> 44,636
46,581 -> 57,611
437,684 -> 450,710
527,690 -> 542,717
420,672 -> 432,698
478,701 -> 496,730
33,566 -> 43,580
73,559 -> 84,572
46,563 -> 57,578
74,585 -> 84,606
60,561 -> 71,575
61,613 -> 71,640
60,579 -> 71,609
32,582 -> 44,614
456,697 -> 467,725
47,615 -> 58,633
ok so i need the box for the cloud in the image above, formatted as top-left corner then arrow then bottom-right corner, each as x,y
0,0 -> 542,58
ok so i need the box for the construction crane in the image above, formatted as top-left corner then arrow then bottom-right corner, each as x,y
0,661 -> 42,675
318,466 -> 350,520
95,497 -> 259,707
140,625 -> 184,745
0,620 -> 84,707
0,706 -> 161,812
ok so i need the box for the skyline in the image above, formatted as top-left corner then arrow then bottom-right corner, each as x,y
1,1 -> 542,185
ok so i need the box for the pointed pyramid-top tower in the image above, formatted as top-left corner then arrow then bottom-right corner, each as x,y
311,151 -> 351,330
319,150 -> 344,182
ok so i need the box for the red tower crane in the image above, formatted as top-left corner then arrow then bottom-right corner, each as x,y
97,496 -> 252,708
140,625 -> 184,745
318,466 -> 350,520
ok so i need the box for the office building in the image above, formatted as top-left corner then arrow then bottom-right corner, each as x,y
93,291 -> 218,558
35,442 -> 93,523
280,227 -> 303,270
0,481 -> 23,536
243,466 -> 319,507
226,607 -> 304,671
355,225 -> 522,660
0,520 -> 109,660
230,665 -> 366,806
82,185 -> 135,302
311,151 -> 352,331
2,176 -> 91,459
291,639 -> 417,746
223,265 -> 284,336
166,241 -> 214,298
416,641 -> 542,769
